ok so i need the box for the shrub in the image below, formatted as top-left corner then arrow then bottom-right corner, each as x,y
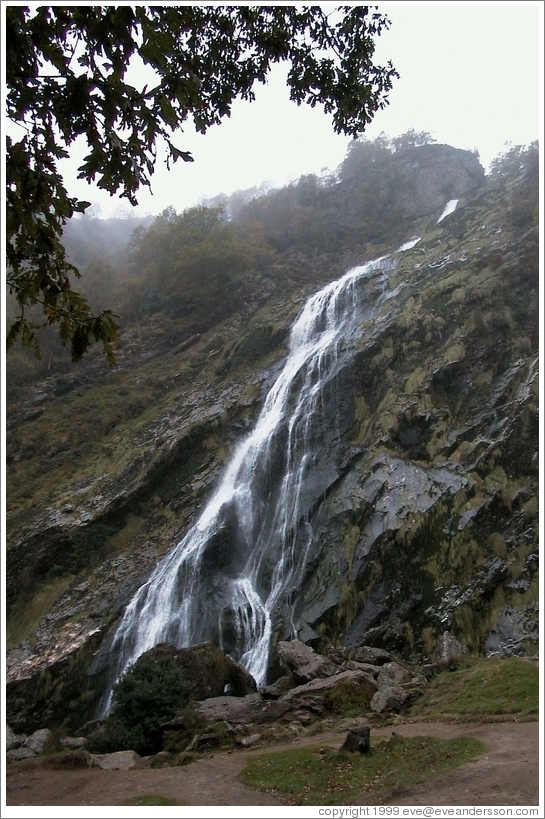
86,650 -> 191,756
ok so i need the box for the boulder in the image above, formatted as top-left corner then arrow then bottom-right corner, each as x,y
433,631 -> 469,664
261,674 -> 296,699
61,736 -> 86,750
194,693 -> 291,726
370,683 -> 410,714
91,750 -> 143,770
281,668 -> 377,700
376,661 -> 411,687
7,747 -> 36,762
132,642 -> 257,702
280,669 -> 378,718
24,728 -> 52,755
276,639 -> 339,684
6,725 -> 26,751
370,660 -> 423,714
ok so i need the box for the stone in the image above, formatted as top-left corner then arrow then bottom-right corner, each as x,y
61,736 -> 86,750
276,639 -> 339,684
7,747 -> 36,762
236,732 -> 262,748
376,661 -> 411,688
194,693 -> 290,726
6,725 -> 26,751
24,728 -> 52,755
339,725 -> 371,754
370,683 -> 410,714
91,750 -> 143,770
261,675 -> 296,699
433,632 -> 470,664
281,669 -> 378,704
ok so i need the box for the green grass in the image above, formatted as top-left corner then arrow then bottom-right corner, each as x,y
6,574 -> 75,649
119,794 -> 187,806
407,657 -> 539,722
240,735 -> 485,805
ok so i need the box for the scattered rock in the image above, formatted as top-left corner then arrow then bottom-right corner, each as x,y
61,736 -> 86,750
276,639 -> 339,684
236,733 -> 262,748
6,725 -> 26,751
7,747 -> 36,762
91,750 -> 143,770
433,631 -> 470,664
24,728 -> 52,755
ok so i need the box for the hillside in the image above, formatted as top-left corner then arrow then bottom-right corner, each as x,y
5,140 -> 539,732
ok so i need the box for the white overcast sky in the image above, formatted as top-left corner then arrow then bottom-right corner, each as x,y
30,1 -> 545,217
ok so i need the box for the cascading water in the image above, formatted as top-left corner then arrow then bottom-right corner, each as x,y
101,253 -> 396,713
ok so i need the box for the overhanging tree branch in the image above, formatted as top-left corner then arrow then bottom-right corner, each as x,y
5,4 -> 398,362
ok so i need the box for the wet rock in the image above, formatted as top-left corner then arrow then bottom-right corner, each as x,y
6,725 -> 26,751
280,669 -> 378,713
276,639 -> 339,684
261,675 -> 296,699
433,631 -> 470,664
24,728 -> 52,755
194,693 -> 290,726
483,606 -> 537,657
370,683 -> 410,714
7,747 -> 36,762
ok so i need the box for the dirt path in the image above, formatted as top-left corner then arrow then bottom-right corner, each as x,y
5,721 -> 539,807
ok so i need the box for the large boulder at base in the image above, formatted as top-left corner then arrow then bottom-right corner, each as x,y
280,669 -> 378,717
193,693 -> 291,725
276,639 -> 339,684
139,642 -> 257,701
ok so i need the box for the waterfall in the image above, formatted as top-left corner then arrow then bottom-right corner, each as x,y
101,254 -> 394,712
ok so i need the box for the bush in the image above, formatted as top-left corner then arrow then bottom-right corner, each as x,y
86,650 -> 191,756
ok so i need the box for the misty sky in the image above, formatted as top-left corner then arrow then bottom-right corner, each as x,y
57,1 -> 542,219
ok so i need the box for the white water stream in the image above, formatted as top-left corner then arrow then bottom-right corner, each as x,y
102,253 -> 399,711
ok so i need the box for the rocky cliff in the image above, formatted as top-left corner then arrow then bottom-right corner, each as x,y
5,144 -> 538,732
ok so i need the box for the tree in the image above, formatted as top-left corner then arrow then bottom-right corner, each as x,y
5,4 -> 398,361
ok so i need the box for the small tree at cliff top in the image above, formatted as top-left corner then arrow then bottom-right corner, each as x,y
5,4 -> 398,362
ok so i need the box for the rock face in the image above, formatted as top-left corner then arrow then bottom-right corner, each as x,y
394,144 -> 484,219
5,146 -> 538,733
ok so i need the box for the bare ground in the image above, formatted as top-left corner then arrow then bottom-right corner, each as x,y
5,720 -> 540,807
